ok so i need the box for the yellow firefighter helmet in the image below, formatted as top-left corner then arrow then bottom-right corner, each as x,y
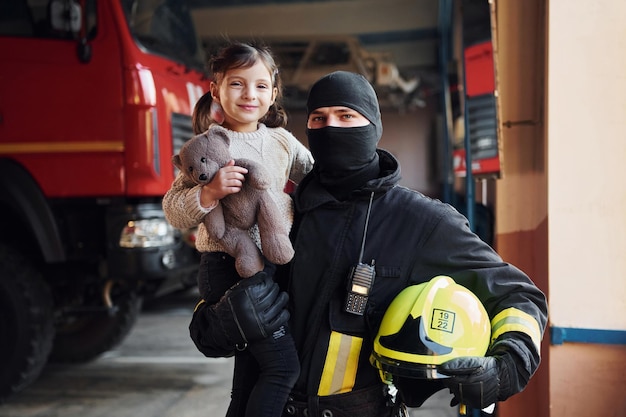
370,275 -> 491,382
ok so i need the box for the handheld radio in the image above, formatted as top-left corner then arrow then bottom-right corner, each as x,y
344,192 -> 376,315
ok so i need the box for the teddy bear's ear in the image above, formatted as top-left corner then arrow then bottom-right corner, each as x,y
172,154 -> 183,170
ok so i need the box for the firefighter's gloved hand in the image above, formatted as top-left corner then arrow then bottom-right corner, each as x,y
439,355 -> 510,411
212,271 -> 289,348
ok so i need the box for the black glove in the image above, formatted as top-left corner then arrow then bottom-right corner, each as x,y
212,271 -> 289,348
439,354 -> 511,410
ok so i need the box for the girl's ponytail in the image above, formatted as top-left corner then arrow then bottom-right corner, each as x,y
261,103 -> 288,128
192,92 -> 213,134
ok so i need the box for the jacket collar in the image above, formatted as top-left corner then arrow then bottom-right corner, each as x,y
294,149 -> 401,212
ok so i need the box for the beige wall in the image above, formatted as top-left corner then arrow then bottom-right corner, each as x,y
548,0 -> 626,331
546,1 -> 626,416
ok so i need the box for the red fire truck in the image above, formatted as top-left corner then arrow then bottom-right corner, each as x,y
0,0 -> 209,399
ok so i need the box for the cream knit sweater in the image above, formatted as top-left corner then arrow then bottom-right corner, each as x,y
163,123 -> 313,253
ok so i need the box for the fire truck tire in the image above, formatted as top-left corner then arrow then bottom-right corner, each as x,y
0,243 -> 55,402
49,290 -> 142,363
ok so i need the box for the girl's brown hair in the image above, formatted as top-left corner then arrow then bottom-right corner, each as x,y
193,41 -> 287,134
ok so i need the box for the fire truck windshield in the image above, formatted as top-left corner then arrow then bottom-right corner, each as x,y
121,0 -> 205,71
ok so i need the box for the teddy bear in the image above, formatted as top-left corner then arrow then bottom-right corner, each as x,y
172,127 -> 295,278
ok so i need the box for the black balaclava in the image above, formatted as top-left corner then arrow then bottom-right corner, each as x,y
306,71 -> 383,199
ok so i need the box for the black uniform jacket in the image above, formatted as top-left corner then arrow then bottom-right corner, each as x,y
190,149 -> 548,405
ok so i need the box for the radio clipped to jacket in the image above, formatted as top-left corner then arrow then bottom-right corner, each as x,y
344,261 -> 376,315
344,192 -> 376,316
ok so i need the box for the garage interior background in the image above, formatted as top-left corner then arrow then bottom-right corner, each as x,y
188,0 -> 445,197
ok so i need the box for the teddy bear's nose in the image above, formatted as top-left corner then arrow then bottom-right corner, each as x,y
199,174 -> 208,181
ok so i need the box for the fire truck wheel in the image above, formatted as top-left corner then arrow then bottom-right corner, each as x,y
49,288 -> 142,363
0,243 -> 55,402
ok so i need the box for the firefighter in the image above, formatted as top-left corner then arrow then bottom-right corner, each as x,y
189,71 -> 548,417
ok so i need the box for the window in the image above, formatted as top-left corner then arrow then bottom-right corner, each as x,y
0,0 -> 97,40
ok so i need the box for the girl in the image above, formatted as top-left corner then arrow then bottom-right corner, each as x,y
163,42 -> 313,417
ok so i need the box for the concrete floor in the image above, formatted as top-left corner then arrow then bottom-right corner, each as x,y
0,288 -> 460,417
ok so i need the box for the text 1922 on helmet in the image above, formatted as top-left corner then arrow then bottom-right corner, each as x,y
370,275 -> 491,382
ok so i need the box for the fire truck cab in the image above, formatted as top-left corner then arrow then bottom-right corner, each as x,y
0,0 -> 209,399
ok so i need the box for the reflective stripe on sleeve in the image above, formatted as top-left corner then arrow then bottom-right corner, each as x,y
491,307 -> 542,354
318,331 -> 363,396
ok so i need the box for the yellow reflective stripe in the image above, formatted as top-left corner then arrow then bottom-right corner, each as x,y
318,331 -> 363,396
0,141 -> 124,154
193,299 -> 206,312
491,307 -> 542,354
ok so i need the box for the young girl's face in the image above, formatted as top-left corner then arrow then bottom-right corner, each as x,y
213,61 -> 277,132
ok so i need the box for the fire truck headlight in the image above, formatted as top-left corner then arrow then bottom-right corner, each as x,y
119,219 -> 176,248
